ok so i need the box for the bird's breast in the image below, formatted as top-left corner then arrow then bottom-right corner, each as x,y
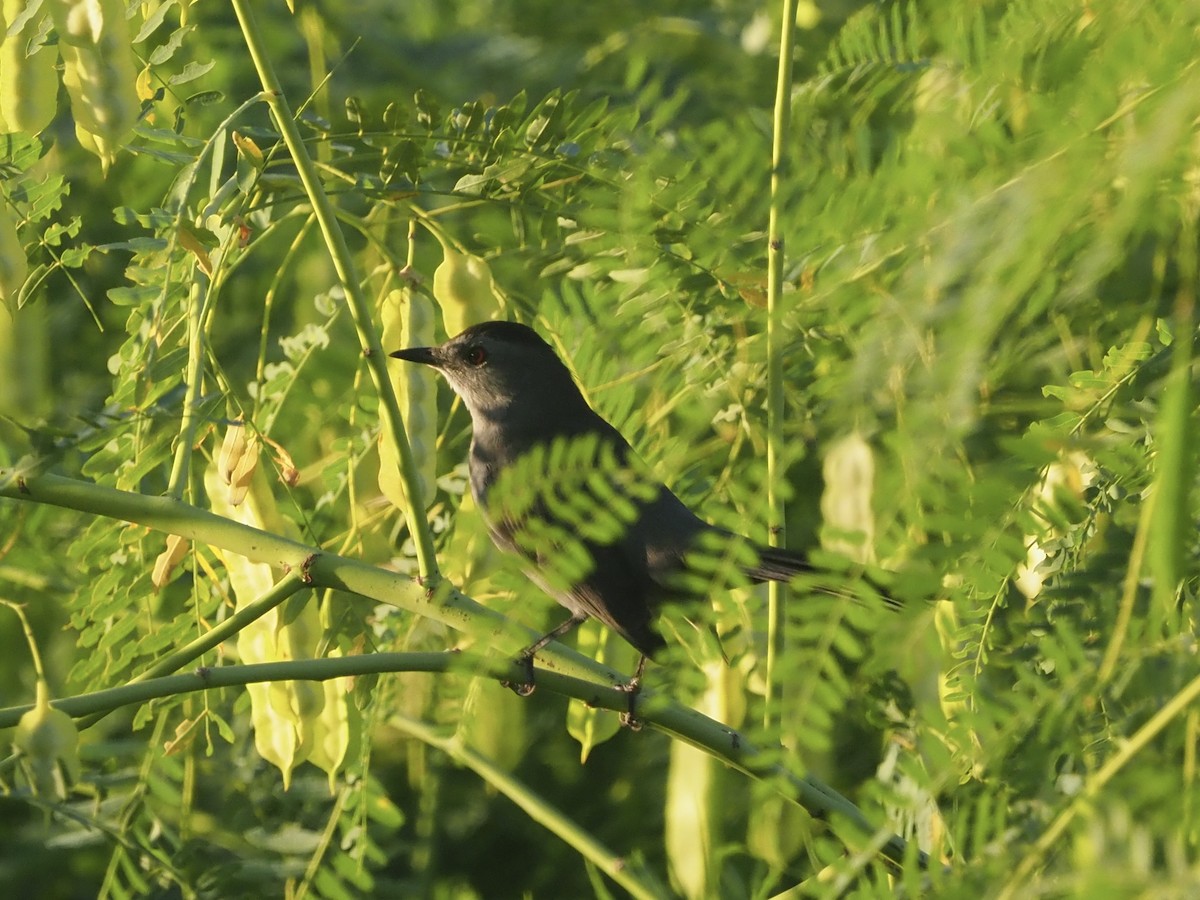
467,443 -> 494,506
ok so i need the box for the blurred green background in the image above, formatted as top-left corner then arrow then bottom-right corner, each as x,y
2,0 -> 1199,897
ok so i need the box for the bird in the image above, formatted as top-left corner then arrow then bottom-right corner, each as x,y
389,320 -> 887,698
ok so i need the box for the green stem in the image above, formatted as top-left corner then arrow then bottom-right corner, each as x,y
764,0 -> 798,731
230,0 -> 440,582
0,470 -> 629,684
166,279 -> 209,499
1148,221 -> 1196,625
0,600 -> 48,687
0,653 -> 458,725
159,92 -> 272,498
257,217 -> 316,428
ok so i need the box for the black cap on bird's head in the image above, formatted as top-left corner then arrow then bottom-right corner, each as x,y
389,321 -> 583,418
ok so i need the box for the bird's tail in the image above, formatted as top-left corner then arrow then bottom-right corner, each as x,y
747,544 -> 900,609
745,544 -> 813,582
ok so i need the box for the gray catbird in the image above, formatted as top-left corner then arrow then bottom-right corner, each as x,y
390,320 -> 884,689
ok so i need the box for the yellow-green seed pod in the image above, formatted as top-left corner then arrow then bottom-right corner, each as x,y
0,4 -> 5,133
217,421 -> 247,483
273,597 -> 325,766
151,533 -> 190,589
432,245 -> 502,336
379,287 -> 438,511
13,680 -> 81,798
820,431 -> 876,563
205,460 -> 309,786
227,437 -> 260,506
0,0 -> 60,134
71,119 -> 108,166
51,0 -> 140,160
307,647 -> 351,792
245,671 -> 302,787
0,199 -> 26,308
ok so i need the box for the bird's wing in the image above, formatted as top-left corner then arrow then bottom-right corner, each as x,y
559,533 -> 668,656
483,496 -> 671,656
477,429 -> 681,656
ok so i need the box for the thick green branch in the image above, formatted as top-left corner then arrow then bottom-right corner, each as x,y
0,469 -> 610,682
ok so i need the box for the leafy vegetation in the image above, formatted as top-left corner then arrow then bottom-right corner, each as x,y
1,0 -> 1199,896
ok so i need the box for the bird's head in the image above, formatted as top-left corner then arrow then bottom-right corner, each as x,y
389,321 -> 584,421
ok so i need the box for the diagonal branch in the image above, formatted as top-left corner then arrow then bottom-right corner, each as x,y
230,0 -> 440,582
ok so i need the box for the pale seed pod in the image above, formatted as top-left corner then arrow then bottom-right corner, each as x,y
270,597 -> 325,768
72,120 -> 121,171
51,0 -> 141,162
0,0 -> 60,134
307,646 -> 351,792
217,420 -> 247,484
0,198 -> 26,307
0,3 -> 6,133
151,533 -> 190,589
205,460 -> 306,787
378,287 -> 438,511
820,431 -> 876,563
13,680 -> 81,798
226,437 -> 260,506
431,245 -> 502,336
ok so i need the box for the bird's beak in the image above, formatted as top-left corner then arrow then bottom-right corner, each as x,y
389,347 -> 440,366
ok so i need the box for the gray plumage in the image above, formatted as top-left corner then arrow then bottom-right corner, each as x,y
390,320 -> 831,658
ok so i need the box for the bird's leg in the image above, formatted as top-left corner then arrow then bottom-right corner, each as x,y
617,654 -> 648,730
506,654 -> 537,698
501,613 -> 586,697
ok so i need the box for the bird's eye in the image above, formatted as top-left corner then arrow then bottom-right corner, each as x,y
464,345 -> 488,366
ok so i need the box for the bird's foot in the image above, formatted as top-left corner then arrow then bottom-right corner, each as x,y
616,676 -> 643,731
501,653 -> 537,697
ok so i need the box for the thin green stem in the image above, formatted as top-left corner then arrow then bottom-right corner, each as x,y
764,0 -> 798,731
392,713 -> 669,900
0,600 -> 48,689
166,279 -> 209,499
296,784 -> 350,900
1096,487 -> 1154,686
999,667 -> 1200,900
0,470 -> 632,684
230,0 -> 440,582
159,92 -> 272,498
257,217 -> 316,427
0,653 -> 454,726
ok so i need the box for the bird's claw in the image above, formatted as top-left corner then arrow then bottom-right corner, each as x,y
616,677 -> 643,731
501,653 -> 537,696
618,710 -> 643,731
